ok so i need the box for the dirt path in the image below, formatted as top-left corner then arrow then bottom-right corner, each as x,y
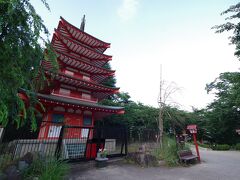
67,149 -> 240,180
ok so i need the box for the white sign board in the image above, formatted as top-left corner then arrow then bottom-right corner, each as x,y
48,126 -> 62,138
81,128 -> 89,138
236,129 -> 240,135
0,127 -> 4,140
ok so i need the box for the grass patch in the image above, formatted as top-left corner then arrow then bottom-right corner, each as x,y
153,136 -> 190,166
198,143 -> 211,149
24,157 -> 69,180
127,138 -> 191,167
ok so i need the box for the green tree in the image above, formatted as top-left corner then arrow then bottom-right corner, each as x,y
101,62 -> 116,88
203,2 -> 240,144
205,72 -> 240,144
213,2 -> 240,58
101,90 -> 199,142
0,0 -> 55,129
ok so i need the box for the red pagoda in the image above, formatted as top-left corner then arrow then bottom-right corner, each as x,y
35,16 -> 124,141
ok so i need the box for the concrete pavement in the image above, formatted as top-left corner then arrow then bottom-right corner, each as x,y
67,148 -> 240,180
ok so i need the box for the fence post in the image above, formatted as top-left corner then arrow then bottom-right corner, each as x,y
55,125 -> 65,159
124,127 -> 128,155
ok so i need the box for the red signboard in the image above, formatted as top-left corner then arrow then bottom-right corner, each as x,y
187,124 -> 197,134
187,124 -> 197,130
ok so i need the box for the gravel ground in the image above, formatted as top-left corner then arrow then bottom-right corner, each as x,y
67,148 -> 240,180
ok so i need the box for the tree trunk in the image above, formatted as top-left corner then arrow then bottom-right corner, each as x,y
159,106 -> 163,148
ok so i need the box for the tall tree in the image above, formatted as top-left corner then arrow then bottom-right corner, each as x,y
0,0 -> 55,129
205,3 -> 240,144
101,62 -> 116,88
213,2 -> 240,58
158,79 -> 181,147
205,72 -> 240,144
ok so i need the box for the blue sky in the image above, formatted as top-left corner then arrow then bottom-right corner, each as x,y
32,0 -> 240,110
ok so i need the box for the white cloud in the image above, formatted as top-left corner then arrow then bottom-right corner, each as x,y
117,0 -> 139,22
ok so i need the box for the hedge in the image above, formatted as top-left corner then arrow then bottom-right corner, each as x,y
211,144 -> 230,151
235,143 -> 240,151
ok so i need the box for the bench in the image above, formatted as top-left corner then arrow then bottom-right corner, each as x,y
177,150 -> 198,164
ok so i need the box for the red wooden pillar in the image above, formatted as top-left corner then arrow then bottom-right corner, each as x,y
193,133 -> 200,161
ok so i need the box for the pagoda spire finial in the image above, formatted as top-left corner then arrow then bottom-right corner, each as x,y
80,15 -> 86,31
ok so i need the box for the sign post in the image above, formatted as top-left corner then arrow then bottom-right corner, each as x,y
187,124 -> 200,162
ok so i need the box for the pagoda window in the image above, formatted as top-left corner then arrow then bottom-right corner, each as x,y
48,114 -> 64,138
59,88 -> 70,96
65,70 -> 74,76
52,114 -> 64,123
83,111 -> 92,126
82,93 -> 91,100
83,75 -> 90,81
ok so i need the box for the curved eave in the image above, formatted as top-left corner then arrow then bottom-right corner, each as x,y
57,21 -> 108,54
60,16 -> 110,53
51,33 -> 109,67
56,25 -> 107,55
45,71 -> 119,93
38,93 -> 124,114
42,59 -> 113,83
55,29 -> 112,61
56,51 -> 115,76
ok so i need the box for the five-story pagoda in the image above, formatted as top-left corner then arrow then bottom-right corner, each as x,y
36,16 -> 124,140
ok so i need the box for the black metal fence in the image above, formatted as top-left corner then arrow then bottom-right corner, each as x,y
128,128 -> 159,143
56,125 -> 127,162
0,121 -> 127,165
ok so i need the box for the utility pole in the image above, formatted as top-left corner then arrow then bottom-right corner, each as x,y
158,65 -> 164,147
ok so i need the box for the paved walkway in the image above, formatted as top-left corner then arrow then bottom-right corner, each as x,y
67,149 -> 240,180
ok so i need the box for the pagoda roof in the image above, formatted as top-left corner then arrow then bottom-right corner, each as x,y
52,34 -> 107,67
53,30 -> 111,66
44,70 -> 119,100
59,17 -> 110,53
37,93 -> 124,114
56,51 -> 115,82
42,51 -> 114,83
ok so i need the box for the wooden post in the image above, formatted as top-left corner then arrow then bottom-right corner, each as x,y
187,124 -> 201,162
193,133 -> 200,162
55,125 -> 65,159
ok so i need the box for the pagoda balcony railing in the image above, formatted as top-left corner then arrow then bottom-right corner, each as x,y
79,95 -> 98,103
51,92 -> 98,103
62,71 -> 100,85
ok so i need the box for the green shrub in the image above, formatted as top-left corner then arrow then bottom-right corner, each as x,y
211,144 -> 230,151
24,157 -> 69,180
198,143 -> 210,148
235,143 -> 240,150
0,153 -> 13,171
154,136 -> 189,166
127,143 -> 142,153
